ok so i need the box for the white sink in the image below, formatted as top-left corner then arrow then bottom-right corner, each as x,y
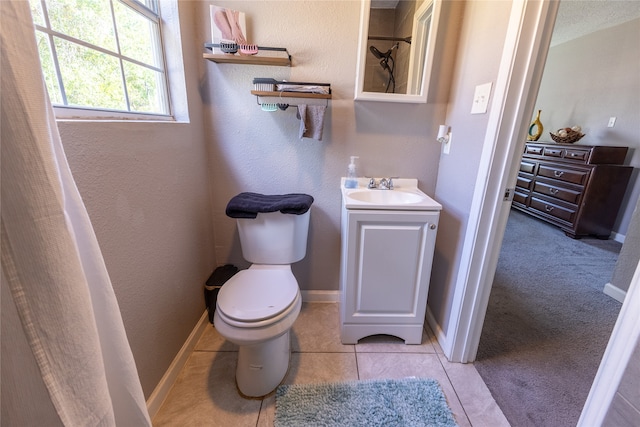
348,189 -> 425,204
341,178 -> 442,211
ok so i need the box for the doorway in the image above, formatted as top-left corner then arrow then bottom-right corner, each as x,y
449,1 -> 640,425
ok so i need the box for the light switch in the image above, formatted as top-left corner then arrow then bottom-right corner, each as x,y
608,117 -> 616,127
471,82 -> 492,114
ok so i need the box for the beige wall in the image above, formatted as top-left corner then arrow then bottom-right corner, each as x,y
603,338 -> 640,426
196,0 -> 447,294
534,18 -> 640,237
430,0 -> 512,333
611,198 -> 640,293
47,0 -> 640,404
56,2 -> 215,397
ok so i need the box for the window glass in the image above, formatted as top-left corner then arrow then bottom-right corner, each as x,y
31,0 -> 170,117
47,0 -> 117,53
29,0 -> 46,26
123,61 -> 168,114
35,31 -> 63,104
55,37 -> 126,110
113,0 -> 160,67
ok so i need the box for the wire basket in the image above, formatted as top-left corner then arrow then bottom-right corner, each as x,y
549,130 -> 585,144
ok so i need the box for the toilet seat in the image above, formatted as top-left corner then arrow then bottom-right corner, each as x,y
216,266 -> 299,327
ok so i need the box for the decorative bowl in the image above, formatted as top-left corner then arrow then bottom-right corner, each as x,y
549,130 -> 585,144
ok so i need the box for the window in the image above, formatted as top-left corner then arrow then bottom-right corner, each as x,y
30,0 -> 170,117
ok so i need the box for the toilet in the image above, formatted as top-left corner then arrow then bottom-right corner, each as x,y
214,193 -> 313,397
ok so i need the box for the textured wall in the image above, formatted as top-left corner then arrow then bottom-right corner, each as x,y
430,0 -> 511,333
196,0 -> 446,292
603,338 -> 640,426
534,18 -> 640,237
611,198 -> 640,293
57,2 -> 214,397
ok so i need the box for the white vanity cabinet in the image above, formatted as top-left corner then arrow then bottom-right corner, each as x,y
339,204 -> 440,345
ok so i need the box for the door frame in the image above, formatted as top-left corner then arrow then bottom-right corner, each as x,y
444,0 -> 559,363
444,0 -> 640,424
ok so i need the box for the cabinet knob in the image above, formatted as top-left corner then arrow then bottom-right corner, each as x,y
429,224 -> 436,230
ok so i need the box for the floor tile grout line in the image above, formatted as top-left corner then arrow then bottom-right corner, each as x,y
435,351 -> 473,427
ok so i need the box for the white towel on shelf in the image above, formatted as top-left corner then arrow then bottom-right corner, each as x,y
297,104 -> 326,141
277,84 -> 330,94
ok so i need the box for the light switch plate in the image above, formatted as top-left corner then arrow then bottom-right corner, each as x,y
471,82 -> 492,114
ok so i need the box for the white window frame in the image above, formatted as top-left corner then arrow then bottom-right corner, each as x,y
32,0 -> 174,121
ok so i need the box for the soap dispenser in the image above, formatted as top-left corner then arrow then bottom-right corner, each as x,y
345,156 -> 359,188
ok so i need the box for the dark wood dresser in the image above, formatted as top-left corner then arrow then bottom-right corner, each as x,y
513,142 -> 632,239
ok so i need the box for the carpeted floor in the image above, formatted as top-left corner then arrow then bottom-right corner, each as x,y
475,209 -> 623,427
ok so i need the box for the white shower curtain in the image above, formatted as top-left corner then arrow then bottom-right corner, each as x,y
1,2 -> 151,425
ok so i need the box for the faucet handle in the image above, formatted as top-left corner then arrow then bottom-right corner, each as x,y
388,177 -> 399,189
367,177 -> 377,189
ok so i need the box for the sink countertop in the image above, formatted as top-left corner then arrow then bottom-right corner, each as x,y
340,178 -> 442,211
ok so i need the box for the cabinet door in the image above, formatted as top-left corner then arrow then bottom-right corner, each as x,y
342,210 -> 439,325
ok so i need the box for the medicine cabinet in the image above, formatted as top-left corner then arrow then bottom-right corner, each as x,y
354,0 -> 441,103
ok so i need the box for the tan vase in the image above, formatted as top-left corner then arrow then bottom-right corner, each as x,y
527,110 -> 543,141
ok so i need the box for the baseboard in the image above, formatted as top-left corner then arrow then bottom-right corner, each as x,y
146,293 -> 338,417
611,232 -> 625,244
146,310 -> 210,420
425,306 -> 447,354
603,283 -> 627,303
301,290 -> 340,302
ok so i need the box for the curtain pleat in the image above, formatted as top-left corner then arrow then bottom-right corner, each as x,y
1,2 -> 151,425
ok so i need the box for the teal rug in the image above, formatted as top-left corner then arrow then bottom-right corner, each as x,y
274,378 -> 459,427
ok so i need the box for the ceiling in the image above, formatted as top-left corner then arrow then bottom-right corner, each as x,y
371,1 -> 640,46
551,0 -> 640,46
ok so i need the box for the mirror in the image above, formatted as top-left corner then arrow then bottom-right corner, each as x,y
355,0 -> 440,103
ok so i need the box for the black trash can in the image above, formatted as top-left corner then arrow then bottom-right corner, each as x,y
204,264 -> 238,324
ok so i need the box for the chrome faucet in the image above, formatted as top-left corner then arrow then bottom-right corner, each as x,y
368,177 -> 396,190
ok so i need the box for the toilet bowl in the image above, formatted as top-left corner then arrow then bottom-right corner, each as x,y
214,265 -> 302,397
214,194 -> 313,397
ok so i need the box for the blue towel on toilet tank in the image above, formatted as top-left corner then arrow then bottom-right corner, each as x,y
226,192 -> 314,219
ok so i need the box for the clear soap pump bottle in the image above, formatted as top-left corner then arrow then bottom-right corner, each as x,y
345,156 -> 359,188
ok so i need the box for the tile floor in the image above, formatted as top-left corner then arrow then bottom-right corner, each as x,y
153,303 -> 509,426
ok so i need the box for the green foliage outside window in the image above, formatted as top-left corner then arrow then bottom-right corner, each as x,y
29,0 -> 169,115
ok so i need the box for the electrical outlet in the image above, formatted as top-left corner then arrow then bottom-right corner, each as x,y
608,117 -> 616,128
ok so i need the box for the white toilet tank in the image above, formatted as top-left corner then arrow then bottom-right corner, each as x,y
237,210 -> 310,264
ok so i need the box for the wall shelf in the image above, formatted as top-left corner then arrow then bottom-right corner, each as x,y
203,43 -> 291,66
250,90 -> 331,100
203,53 -> 291,67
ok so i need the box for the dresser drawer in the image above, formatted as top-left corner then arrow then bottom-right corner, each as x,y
530,197 -> 577,223
516,174 -> 533,190
537,164 -> 589,185
543,147 -> 564,158
533,181 -> 581,204
525,145 -> 544,156
513,190 -> 529,206
565,148 -> 590,162
520,160 -> 536,174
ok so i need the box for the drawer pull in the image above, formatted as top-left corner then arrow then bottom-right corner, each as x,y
545,205 -> 554,212
549,188 -> 559,195
553,170 -> 564,178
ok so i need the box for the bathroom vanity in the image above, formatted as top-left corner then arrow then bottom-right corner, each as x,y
339,179 -> 442,344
